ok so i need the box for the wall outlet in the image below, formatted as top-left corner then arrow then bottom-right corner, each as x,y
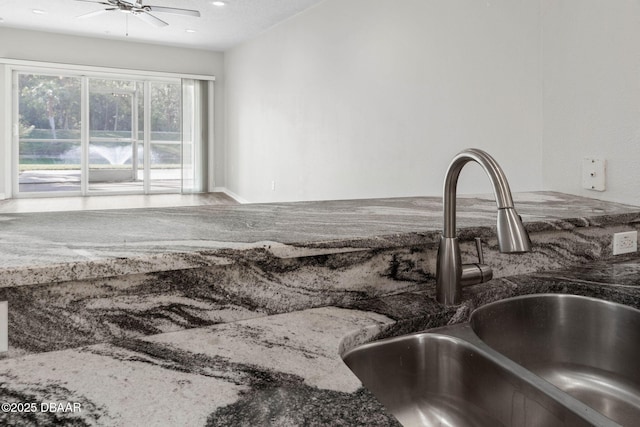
0,302 -> 6,352
613,231 -> 638,255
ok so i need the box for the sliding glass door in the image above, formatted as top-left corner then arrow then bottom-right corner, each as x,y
15,71 -> 190,197
17,74 -> 82,193
88,78 -> 140,193
148,81 -> 182,193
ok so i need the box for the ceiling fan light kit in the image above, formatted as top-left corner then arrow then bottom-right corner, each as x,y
76,0 -> 200,28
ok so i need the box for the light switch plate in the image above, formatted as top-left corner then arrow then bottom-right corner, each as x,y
582,158 -> 606,191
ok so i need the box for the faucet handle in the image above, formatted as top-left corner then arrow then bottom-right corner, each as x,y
461,238 -> 493,287
475,237 -> 485,264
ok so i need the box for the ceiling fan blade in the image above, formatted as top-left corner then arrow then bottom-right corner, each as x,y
75,0 -> 115,5
146,6 -> 200,17
77,8 -> 117,19
135,11 -> 168,27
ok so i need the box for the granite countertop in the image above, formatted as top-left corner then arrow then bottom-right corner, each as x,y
1,191 -> 640,288
1,192 -> 640,425
1,254 -> 640,426
2,192 -> 639,265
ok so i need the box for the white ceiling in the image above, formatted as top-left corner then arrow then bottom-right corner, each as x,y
0,0 -> 325,51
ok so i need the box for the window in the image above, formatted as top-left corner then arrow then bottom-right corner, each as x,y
18,73 -> 82,193
12,67 -> 210,197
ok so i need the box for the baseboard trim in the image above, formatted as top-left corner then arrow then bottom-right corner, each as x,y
213,187 -> 250,204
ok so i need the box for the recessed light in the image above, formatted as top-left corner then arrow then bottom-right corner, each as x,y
32,9 -> 46,15
185,29 -> 196,33
212,1 -> 226,6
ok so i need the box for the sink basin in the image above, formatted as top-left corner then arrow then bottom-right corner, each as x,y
471,294 -> 640,426
342,332 -> 593,426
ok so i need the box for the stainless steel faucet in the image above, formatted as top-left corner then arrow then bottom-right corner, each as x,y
436,148 -> 531,305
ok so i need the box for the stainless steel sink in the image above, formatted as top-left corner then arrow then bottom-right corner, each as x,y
342,331 -> 595,427
471,294 -> 640,426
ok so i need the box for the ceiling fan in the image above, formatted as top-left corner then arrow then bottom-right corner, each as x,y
76,0 -> 200,27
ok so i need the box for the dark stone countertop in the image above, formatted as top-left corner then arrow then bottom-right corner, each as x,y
0,253 -> 639,426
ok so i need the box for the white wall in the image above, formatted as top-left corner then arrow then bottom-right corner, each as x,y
0,27 -> 226,195
225,0 -> 543,203
0,64 -> 7,199
541,0 -> 640,206
6,2 -> 637,206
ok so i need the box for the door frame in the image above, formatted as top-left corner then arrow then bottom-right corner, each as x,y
11,69 -> 183,198
2,58 -> 215,201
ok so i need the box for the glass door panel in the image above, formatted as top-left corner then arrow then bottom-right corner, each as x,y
17,74 -> 82,193
88,79 -> 140,193
14,72 -> 192,198
149,82 -> 181,193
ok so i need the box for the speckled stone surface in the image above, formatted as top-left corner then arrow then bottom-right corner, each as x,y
2,192 -> 640,361
1,193 -> 640,356
0,244 -> 430,359
1,191 -> 639,287
1,256 -> 640,426
0,192 -> 639,425
0,307 -> 401,427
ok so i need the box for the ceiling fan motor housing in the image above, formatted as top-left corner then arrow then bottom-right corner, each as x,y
118,0 -> 142,6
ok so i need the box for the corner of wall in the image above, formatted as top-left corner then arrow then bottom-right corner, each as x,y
214,187 -> 250,204
0,64 -> 9,199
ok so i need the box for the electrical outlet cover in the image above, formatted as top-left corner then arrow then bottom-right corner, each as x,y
613,231 -> 638,255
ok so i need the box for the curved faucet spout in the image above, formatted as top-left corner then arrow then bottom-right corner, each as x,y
443,148 -> 514,238
436,148 -> 531,305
